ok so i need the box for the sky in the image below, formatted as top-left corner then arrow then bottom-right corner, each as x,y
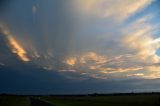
0,0 -> 160,94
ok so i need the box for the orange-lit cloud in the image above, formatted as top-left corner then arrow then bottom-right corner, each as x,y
62,52 -> 145,79
7,36 -> 30,62
123,15 -> 160,64
80,52 -> 107,64
127,73 -> 144,77
73,0 -> 154,21
0,25 -> 30,62
65,57 -> 77,66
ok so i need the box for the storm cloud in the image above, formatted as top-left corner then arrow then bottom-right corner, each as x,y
0,0 -> 160,94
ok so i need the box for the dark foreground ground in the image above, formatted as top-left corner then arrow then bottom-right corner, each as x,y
30,98 -> 54,106
1,93 -> 160,106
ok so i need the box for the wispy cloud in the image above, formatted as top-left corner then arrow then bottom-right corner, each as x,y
123,15 -> 160,62
73,0 -> 154,21
32,3 -> 39,14
58,12 -> 160,79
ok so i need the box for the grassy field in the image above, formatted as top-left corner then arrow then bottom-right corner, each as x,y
0,96 -> 30,106
1,94 -> 160,106
40,95 -> 160,106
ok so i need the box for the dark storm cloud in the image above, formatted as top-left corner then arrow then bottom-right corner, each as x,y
0,0 -> 11,11
0,33 -> 22,67
0,35 -> 159,94
0,0 -> 77,62
0,35 -> 155,94
1,64 -> 160,94
0,0 -> 160,94
0,0 -> 77,70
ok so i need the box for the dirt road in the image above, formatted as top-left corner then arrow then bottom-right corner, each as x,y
30,98 -> 55,106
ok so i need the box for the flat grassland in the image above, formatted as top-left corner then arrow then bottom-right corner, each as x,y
40,95 -> 160,106
1,94 -> 160,106
0,96 -> 30,106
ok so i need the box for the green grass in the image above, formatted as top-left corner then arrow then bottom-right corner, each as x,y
40,95 -> 160,106
0,96 -> 30,106
1,95 -> 160,106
